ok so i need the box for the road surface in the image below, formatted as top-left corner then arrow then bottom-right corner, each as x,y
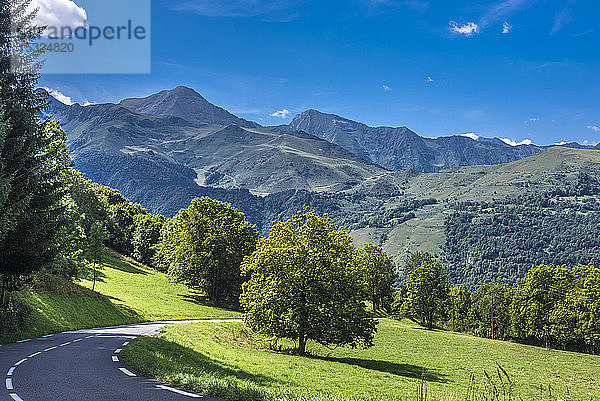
0,320 -> 241,401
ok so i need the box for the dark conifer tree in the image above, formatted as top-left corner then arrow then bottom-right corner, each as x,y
0,0 -> 65,305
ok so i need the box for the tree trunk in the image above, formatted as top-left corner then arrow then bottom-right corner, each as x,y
92,262 -> 96,292
298,332 -> 306,356
1,274 -> 7,308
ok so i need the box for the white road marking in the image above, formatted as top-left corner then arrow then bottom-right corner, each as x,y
122,341 -> 129,346
14,359 -> 26,366
112,356 -> 119,362
84,335 -> 95,339
59,342 -> 71,347
114,348 -> 122,354
72,338 -> 83,342
7,367 -> 15,376
118,368 -> 136,377
28,352 -> 41,358
9,393 -> 23,401
42,334 -> 53,338
44,346 -> 58,352
15,339 -> 30,343
6,378 -> 13,390
157,385 -> 201,398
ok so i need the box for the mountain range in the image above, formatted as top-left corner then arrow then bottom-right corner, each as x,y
287,109 -> 545,172
80,86 -> 595,173
42,86 -> 600,284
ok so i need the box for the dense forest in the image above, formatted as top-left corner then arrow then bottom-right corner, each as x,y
399,255 -> 600,355
443,172 -> 600,286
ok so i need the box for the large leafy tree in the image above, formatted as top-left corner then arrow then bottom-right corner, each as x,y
511,264 -> 573,348
549,265 -> 600,353
401,254 -> 449,329
159,197 -> 258,305
132,213 -> 165,266
356,243 -> 397,312
240,208 -> 376,355
448,285 -> 471,332
0,2 -> 68,305
469,283 -> 513,340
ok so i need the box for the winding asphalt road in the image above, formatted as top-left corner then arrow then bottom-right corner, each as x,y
0,320 -> 241,400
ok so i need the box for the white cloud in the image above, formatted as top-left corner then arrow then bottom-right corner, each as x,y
525,117 -> 538,123
82,101 -> 96,106
426,76 -> 434,82
586,125 -> 600,132
28,0 -> 88,37
449,21 -> 479,36
270,109 -> 290,119
554,141 -> 567,145
500,137 -> 533,146
462,133 -> 479,141
41,87 -> 74,105
382,84 -> 392,92
502,21 -> 512,34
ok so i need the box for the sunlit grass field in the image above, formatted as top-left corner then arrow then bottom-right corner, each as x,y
123,319 -> 600,401
1,250 -> 239,343
80,250 -> 241,321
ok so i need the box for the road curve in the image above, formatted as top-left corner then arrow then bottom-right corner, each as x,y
0,319 -> 242,401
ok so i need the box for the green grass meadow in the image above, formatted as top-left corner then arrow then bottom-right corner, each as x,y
80,250 -> 241,321
1,250 -> 239,343
122,319 -> 600,401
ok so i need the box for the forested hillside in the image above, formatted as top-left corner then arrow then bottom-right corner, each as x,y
444,195 -> 600,285
42,87 -> 600,287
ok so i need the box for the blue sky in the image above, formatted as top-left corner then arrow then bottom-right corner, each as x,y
39,0 -> 600,145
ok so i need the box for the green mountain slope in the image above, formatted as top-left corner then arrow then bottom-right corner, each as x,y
46,94 -> 386,197
352,147 -> 600,281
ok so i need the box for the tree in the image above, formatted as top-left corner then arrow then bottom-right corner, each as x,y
0,0 -> 55,306
158,197 -> 258,305
549,265 -> 600,353
132,213 -> 165,266
402,255 -> 449,329
511,264 -> 573,348
402,251 -> 435,279
448,285 -> 471,332
240,208 -> 376,355
88,221 -> 108,292
93,185 -> 147,256
470,283 -> 512,340
356,243 -> 397,312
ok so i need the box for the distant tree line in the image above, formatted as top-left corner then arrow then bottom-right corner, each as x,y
397,252 -> 600,354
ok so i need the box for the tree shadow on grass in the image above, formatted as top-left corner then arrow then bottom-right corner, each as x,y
178,293 -> 242,312
178,293 -> 210,305
139,336 -> 281,386
317,356 -> 449,383
102,256 -> 149,275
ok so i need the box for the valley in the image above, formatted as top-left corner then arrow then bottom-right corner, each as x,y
45,87 -> 600,285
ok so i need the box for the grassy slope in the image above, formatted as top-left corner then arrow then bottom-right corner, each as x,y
80,250 -> 240,321
122,319 -> 600,401
0,280 -> 141,344
1,250 -> 239,343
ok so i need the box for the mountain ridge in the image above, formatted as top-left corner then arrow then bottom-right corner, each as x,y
119,86 -> 261,129
287,109 -> 544,172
